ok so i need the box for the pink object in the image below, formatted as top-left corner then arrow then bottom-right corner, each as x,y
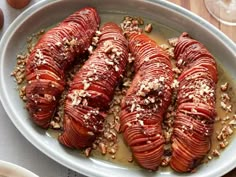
7,0 -> 31,9
0,8 -> 3,29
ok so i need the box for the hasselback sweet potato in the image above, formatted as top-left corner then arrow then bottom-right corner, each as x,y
170,32 -> 217,172
120,33 -> 173,170
25,7 -> 100,128
59,22 -> 128,149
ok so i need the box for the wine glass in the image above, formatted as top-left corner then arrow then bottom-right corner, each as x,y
204,0 -> 236,26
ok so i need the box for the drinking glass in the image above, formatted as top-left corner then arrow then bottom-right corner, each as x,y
204,0 -> 236,26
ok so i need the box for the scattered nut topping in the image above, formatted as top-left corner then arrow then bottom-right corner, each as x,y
212,149 -> 220,157
172,67 -> 181,75
85,147 -> 92,157
160,44 -> 170,50
208,155 -> 212,160
121,16 -> 154,35
99,142 -> 107,155
220,82 -> 228,91
144,23 -> 152,33
168,37 -> 178,47
114,123 -> 121,132
219,141 -> 229,149
229,119 -> 236,126
171,79 -> 179,89
217,125 -> 233,141
127,156 -> 133,163
88,45 -> 94,54
128,53 -> 135,63
220,91 -> 232,113
161,156 -> 171,167
121,16 -> 143,34
49,121 -> 61,129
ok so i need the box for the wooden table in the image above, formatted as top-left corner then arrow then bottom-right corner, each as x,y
169,0 -> 236,42
168,0 -> 236,176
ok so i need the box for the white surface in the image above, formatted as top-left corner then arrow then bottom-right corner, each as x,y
0,103 -> 82,177
0,0 -> 83,177
0,160 -> 38,177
